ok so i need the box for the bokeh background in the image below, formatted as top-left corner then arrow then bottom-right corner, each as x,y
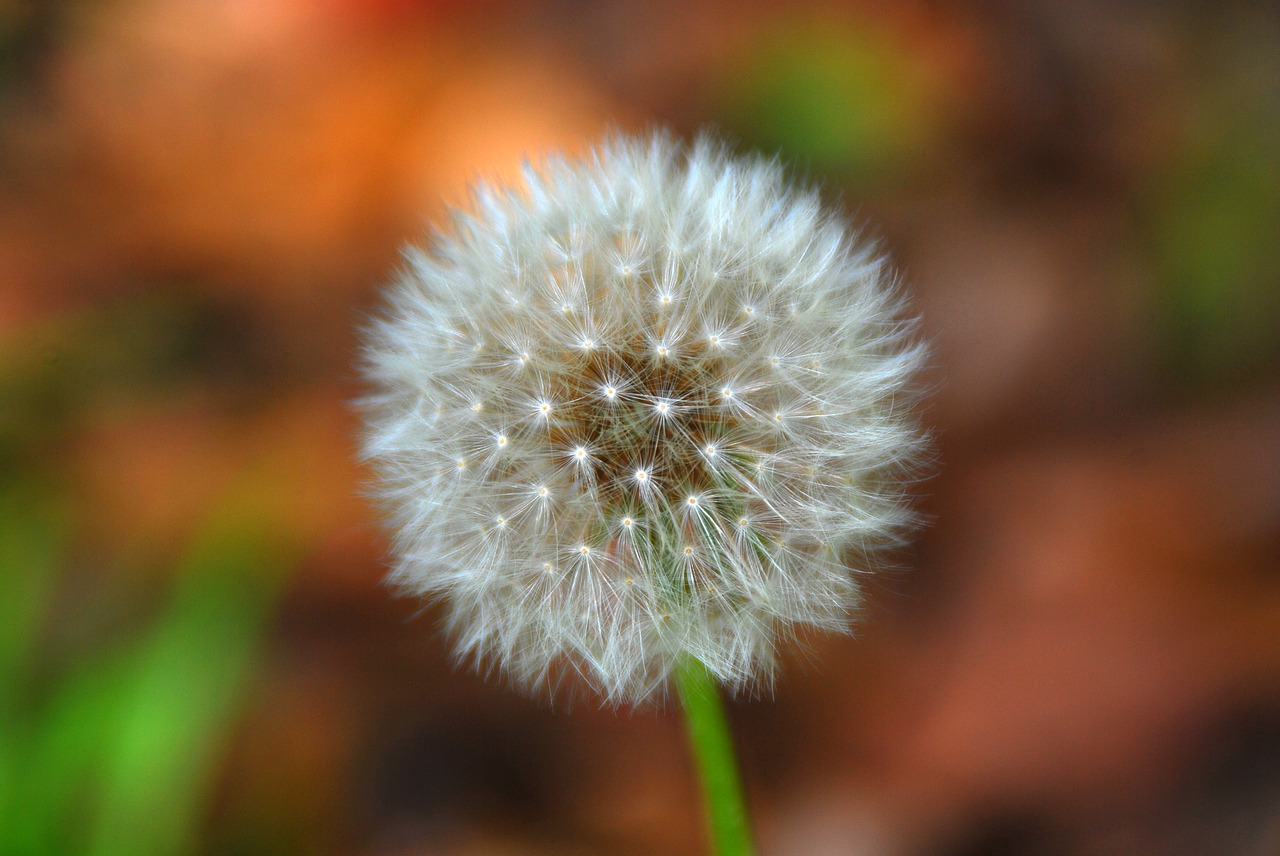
2,1 -> 1279,854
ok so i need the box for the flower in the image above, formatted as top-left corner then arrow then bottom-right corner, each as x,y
361,132 -> 927,704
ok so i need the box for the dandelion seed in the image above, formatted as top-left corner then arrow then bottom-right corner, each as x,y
361,131 -> 927,705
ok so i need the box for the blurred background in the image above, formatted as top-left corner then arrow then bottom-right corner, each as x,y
2,1 -> 1278,854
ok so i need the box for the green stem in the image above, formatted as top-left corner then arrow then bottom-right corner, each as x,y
674,655 -> 756,856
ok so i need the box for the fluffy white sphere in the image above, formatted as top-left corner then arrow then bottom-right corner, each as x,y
361,132 -> 926,704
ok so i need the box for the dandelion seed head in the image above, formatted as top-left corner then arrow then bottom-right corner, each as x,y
361,131 -> 927,705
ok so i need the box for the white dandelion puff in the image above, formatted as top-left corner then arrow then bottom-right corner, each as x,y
361,131 -> 928,705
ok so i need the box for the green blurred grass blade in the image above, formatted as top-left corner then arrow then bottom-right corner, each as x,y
0,485 -> 65,703
82,520 -> 295,856
0,485 -> 69,853
5,649 -> 138,854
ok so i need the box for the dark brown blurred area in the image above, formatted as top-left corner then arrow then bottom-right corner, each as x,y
2,1 -> 1278,854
